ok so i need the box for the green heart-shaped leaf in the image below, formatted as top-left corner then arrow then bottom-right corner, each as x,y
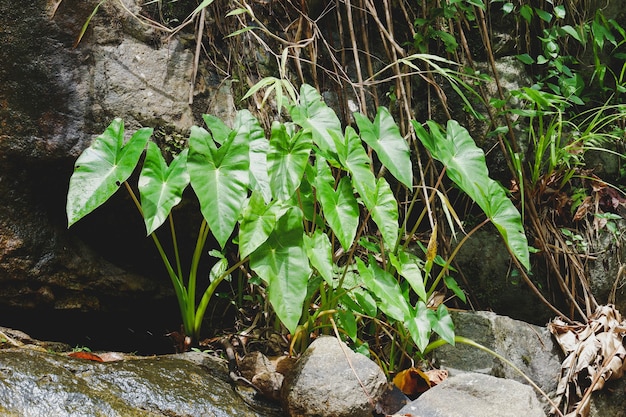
354,107 -> 413,188
250,207 -> 311,334
67,118 -> 152,227
188,124 -> 250,248
138,143 -> 189,235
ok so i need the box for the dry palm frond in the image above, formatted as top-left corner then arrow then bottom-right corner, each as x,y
549,304 -> 626,417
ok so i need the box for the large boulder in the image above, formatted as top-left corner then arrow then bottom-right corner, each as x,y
281,336 -> 388,417
0,348 -> 280,416
0,0 -> 233,348
433,311 -> 561,398
396,372 -> 546,417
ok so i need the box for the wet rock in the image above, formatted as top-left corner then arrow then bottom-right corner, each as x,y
396,372 -> 546,417
281,336 -> 388,417
0,348 -> 280,417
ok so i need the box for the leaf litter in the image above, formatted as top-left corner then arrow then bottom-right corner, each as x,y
549,304 -> 626,417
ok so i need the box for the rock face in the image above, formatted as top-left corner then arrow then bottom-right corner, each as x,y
0,349 -> 281,417
397,372 -> 546,417
0,0 -> 225,346
281,336 -> 388,417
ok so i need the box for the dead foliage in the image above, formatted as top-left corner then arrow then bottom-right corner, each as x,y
549,304 -> 626,417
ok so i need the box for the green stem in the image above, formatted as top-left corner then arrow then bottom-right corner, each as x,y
123,181 -> 189,331
193,256 -> 250,337
187,219 -> 210,336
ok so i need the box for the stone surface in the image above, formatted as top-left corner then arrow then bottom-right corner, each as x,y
452,228 -> 554,325
0,348 -> 281,417
397,372 -> 546,417
587,219 -> 626,314
0,0 -> 230,347
281,336 -> 388,417
433,311 -> 561,398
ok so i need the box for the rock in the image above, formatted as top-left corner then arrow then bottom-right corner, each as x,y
240,350 -> 275,381
0,348 -> 281,416
452,228 -> 553,325
433,311 -> 561,399
396,372 -> 546,417
587,219 -> 626,314
0,0 -> 232,347
253,371 -> 284,402
281,336 -> 388,417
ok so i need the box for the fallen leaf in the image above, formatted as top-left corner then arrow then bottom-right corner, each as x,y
393,367 -> 448,396
68,351 -> 103,362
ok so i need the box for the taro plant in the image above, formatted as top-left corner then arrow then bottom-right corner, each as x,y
67,83 -> 529,359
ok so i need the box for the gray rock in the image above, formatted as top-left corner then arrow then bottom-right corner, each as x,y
587,219 -> 626,314
0,0 -> 210,325
452,228 -> 553,325
0,348 -> 280,417
281,336 -> 388,417
397,372 -> 546,417
589,377 -> 626,417
433,311 -> 561,398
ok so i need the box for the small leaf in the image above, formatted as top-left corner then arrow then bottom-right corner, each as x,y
304,229 -> 335,285
315,160 -> 359,250
357,258 -> 410,322
431,304 -> 455,346
239,192 -> 278,258
336,310 -> 358,342
209,254 -> 229,283
267,122 -> 312,201
354,107 -> 413,188
405,301 -> 432,352
516,54 -> 535,65
288,84 -> 342,154
369,178 -> 399,249
390,250 -> 427,303
335,127 -> 377,206
138,143 -> 190,235
444,276 -> 466,303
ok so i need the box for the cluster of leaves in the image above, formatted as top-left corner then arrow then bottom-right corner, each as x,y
66,83 -> 529,367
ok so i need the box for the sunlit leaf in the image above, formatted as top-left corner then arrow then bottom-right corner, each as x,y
249,207 -> 311,334
289,84 -> 342,154
369,178 -> 399,249
357,258 -> 410,322
405,301 -> 432,352
267,122 -> 312,201
354,107 -> 413,188
138,143 -> 189,235
188,124 -> 250,248
315,159 -> 359,250
390,249 -> 427,303
430,304 -> 455,346
304,229 -> 335,285
334,127 -> 377,206
67,118 -> 151,227
413,120 -> 530,270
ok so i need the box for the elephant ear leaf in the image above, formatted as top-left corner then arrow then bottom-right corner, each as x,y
139,143 -> 190,235
413,119 -> 530,270
67,118 -> 152,227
